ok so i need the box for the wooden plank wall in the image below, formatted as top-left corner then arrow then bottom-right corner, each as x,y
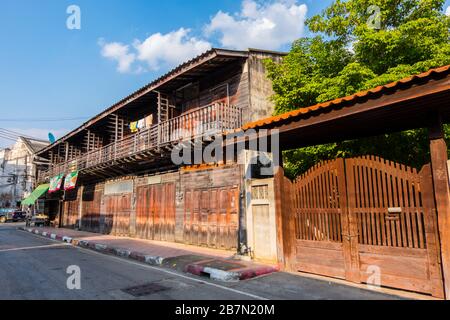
180,164 -> 242,249
61,165 -> 242,251
181,63 -> 249,115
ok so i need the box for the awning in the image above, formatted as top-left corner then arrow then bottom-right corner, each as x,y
21,184 -> 50,206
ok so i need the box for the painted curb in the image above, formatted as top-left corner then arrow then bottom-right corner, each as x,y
18,227 -> 277,282
185,262 -> 279,282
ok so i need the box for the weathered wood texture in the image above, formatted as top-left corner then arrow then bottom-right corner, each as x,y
428,120 -> 450,299
181,165 -> 241,250
60,165 -> 242,251
184,186 -> 239,250
282,156 -> 444,297
80,184 -> 103,233
62,189 -> 81,228
135,183 -> 176,242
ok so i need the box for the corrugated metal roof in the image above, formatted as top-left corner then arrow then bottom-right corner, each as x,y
37,48 -> 251,155
243,65 -> 450,130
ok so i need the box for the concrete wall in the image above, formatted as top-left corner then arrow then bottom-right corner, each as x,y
246,51 -> 284,124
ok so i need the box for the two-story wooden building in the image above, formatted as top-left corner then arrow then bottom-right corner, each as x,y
35,48 -> 285,258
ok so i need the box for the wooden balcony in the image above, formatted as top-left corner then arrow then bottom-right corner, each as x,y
38,103 -> 242,181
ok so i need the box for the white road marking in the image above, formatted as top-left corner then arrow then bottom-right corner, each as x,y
0,243 -> 70,253
79,247 -> 269,300
19,229 -> 269,300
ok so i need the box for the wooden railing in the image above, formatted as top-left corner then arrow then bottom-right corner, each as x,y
39,103 -> 241,180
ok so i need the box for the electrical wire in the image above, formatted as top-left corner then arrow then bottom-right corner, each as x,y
0,128 -> 40,140
0,117 -> 89,122
0,135 -> 18,142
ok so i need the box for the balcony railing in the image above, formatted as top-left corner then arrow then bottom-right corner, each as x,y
39,103 -> 242,180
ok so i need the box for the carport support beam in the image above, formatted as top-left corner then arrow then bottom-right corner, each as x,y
429,114 -> 450,300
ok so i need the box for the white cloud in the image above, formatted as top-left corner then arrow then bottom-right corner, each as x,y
99,29 -> 211,73
446,6 -> 450,16
204,0 -> 308,50
99,1 -> 308,74
134,28 -> 212,71
99,40 -> 136,73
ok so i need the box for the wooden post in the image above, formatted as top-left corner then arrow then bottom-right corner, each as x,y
429,114 -> 450,299
273,150 -> 296,271
65,142 -> 70,165
273,165 -> 285,267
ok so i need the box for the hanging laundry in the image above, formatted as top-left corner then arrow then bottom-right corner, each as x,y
145,114 -> 154,128
130,121 -> 138,133
137,119 -> 146,130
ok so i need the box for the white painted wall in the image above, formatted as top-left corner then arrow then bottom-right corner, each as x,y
0,138 -> 40,208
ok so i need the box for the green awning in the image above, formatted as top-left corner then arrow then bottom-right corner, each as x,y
21,184 -> 50,206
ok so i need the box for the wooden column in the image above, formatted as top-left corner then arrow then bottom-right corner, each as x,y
273,150 -> 296,271
429,114 -> 450,299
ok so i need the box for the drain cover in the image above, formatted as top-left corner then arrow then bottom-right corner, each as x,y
122,283 -> 169,297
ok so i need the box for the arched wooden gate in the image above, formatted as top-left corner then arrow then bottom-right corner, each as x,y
283,156 -> 444,298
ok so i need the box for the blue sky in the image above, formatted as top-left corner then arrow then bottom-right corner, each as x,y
0,0 -> 449,148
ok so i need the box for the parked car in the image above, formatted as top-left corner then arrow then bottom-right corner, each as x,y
0,208 -> 16,223
12,211 -> 27,222
26,214 -> 49,227
0,212 -> 6,224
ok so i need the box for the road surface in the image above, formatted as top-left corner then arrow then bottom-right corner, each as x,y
0,223 -> 400,300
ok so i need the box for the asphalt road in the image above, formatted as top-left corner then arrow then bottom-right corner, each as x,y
0,223 -> 400,300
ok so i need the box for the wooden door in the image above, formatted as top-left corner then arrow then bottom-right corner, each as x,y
106,194 -> 131,237
291,159 -> 348,280
288,156 -> 444,297
184,186 -> 239,250
345,156 -> 443,297
135,183 -> 176,242
81,186 -> 102,233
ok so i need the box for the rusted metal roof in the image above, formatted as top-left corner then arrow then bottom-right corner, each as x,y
37,48 -> 250,156
243,65 -> 450,130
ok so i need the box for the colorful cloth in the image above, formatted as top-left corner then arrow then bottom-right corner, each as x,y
130,121 -> 138,133
137,119 -> 146,130
145,115 -> 154,128
49,174 -> 64,193
64,171 -> 79,191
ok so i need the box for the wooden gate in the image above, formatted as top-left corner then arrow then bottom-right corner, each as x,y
135,183 -> 176,242
184,186 -> 239,250
285,156 -> 444,297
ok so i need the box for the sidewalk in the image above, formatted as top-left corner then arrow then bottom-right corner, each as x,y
19,226 -> 278,282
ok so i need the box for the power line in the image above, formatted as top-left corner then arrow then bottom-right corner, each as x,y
0,134 -> 18,142
0,128 -> 39,140
0,117 -> 89,122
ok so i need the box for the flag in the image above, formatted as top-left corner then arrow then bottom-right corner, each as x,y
64,171 -> 79,191
49,174 -> 64,193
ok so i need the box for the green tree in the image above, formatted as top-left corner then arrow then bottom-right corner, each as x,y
265,0 -> 450,179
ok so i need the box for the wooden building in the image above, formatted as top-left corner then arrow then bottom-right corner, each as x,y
35,48 -> 285,253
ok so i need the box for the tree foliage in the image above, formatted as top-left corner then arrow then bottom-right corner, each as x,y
264,0 -> 450,179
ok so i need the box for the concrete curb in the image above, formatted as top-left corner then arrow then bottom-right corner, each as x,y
18,227 -> 278,282
19,227 -> 167,268
185,262 -> 279,282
